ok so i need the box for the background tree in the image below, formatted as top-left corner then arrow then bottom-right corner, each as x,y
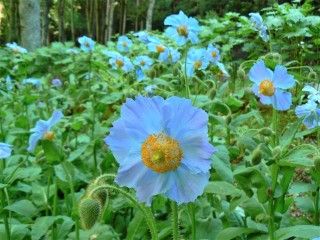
19,0 -> 41,51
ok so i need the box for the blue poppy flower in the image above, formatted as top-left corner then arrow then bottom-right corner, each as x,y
186,48 -> 209,77
117,36 -> 133,52
164,11 -> 200,46
133,31 -> 154,44
6,42 -> 27,53
51,78 -> 62,87
144,85 -> 157,94
133,55 -> 153,71
104,51 -> 134,73
249,13 -> 269,42
159,47 -> 181,64
105,96 -> 215,205
295,101 -> 320,129
0,143 -> 12,159
249,60 -> 295,111
5,76 -> 14,91
78,36 -> 95,52
206,44 -> 220,63
22,78 -> 42,87
27,110 -> 63,152
303,85 -> 320,103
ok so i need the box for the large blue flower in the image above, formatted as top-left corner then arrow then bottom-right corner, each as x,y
164,11 -> 200,46
28,110 -> 63,152
295,101 -> 320,129
133,31 -> 154,44
148,38 -> 181,63
104,51 -> 134,73
249,60 -> 295,111
78,36 -> 95,52
105,96 -> 215,205
22,78 -> 42,88
0,143 -> 12,159
6,42 -> 27,54
117,36 -> 133,52
249,12 -> 269,42
186,48 -> 209,77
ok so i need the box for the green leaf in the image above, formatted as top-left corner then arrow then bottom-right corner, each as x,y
42,140 -> 62,164
31,216 -> 56,240
205,181 -> 242,196
216,227 -> 258,240
212,145 -> 233,182
275,225 -> 320,240
5,200 -> 38,218
279,144 -> 318,167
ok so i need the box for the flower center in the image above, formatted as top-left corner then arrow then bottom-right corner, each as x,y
116,59 -> 124,68
122,41 -> 127,47
141,133 -> 183,173
177,25 -> 188,37
259,79 -> 275,96
193,60 -> 202,69
156,45 -> 165,53
84,42 -> 90,47
211,51 -> 217,58
140,61 -> 145,66
43,131 -> 54,141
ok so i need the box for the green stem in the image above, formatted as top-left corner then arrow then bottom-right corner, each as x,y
89,184 -> 158,240
52,178 -> 58,240
188,203 -> 196,240
184,46 -> 190,98
315,187 -> 320,225
62,162 -> 80,240
0,160 -> 10,240
171,201 -> 179,240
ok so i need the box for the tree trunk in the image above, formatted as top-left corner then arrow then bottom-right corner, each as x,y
86,0 -> 91,36
134,0 -> 139,31
9,0 -> 18,42
105,0 -> 111,42
19,0 -> 41,51
94,0 -> 99,41
70,0 -> 75,42
121,0 -> 127,34
146,0 -> 155,31
57,0 -> 65,42
108,1 -> 117,41
42,0 -> 52,45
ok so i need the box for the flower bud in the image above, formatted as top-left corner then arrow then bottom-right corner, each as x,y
259,127 -> 274,136
251,145 -> 262,165
79,198 -> 101,230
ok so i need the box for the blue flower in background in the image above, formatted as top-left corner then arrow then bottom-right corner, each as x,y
186,48 -> 209,77
145,85 -> 157,94
5,76 -> 14,91
0,143 -> 12,159
6,42 -> 27,53
133,31 -> 153,44
51,78 -> 62,87
105,96 -> 215,205
117,36 -> 133,52
22,78 -> 41,87
133,55 -> 153,71
134,55 -> 153,81
295,101 -> 320,129
249,60 -> 295,111
164,11 -> 200,46
104,51 -> 134,73
147,37 -> 166,53
206,44 -> 220,63
27,110 -> 63,152
249,12 -> 269,42
159,47 -> 181,64
78,36 -> 95,52
303,85 -> 320,103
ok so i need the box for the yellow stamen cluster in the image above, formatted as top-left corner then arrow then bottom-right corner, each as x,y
156,45 -> 165,53
116,59 -> 124,68
211,51 -> 217,58
193,60 -> 202,69
259,79 -> 275,96
43,131 -> 55,141
141,133 -> 183,173
140,61 -> 145,66
177,25 -> 188,37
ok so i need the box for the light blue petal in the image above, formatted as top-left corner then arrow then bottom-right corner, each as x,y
166,165 -> 210,204
273,89 -> 292,111
248,60 -> 273,84
0,143 -> 12,158
48,110 -> 63,129
27,132 -> 42,152
273,65 -> 295,89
